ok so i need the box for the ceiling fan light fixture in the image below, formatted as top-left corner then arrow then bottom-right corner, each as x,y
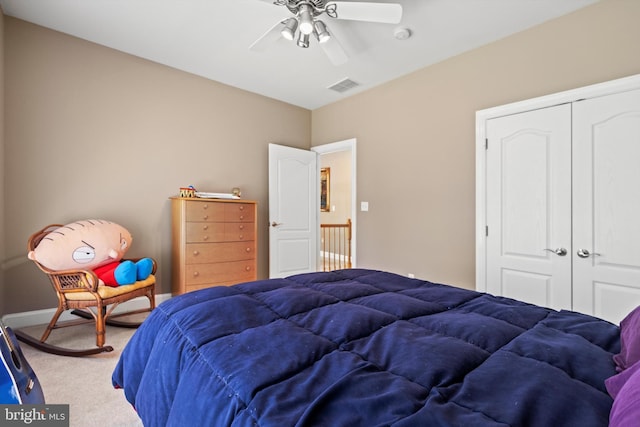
281,17 -> 298,41
297,32 -> 310,48
298,4 -> 314,35
313,20 -> 331,43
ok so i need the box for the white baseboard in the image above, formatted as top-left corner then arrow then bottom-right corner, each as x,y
1,293 -> 172,329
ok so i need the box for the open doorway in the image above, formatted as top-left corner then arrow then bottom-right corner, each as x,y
312,138 -> 356,271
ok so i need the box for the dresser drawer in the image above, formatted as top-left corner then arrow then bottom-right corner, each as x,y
224,203 -> 255,222
186,222 -> 255,242
186,241 -> 256,264
185,201 -> 225,222
186,222 -> 225,243
185,260 -> 256,286
224,223 -> 255,241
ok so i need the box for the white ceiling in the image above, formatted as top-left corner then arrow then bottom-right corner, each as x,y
0,0 -> 598,110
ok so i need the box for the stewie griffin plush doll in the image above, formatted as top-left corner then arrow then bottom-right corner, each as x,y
28,219 -> 153,287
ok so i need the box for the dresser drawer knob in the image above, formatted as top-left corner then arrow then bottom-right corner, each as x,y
239,225 -> 245,230
245,248 -> 251,253
245,266 -> 251,271
239,235 -> 244,240
203,225 -> 209,230
203,236 -> 209,241
203,215 -> 208,220
193,250 -> 200,256
203,204 -> 208,209
193,271 -> 200,277
239,215 -> 244,220
239,206 -> 245,211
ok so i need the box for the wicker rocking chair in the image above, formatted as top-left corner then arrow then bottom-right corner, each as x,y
15,224 -> 157,357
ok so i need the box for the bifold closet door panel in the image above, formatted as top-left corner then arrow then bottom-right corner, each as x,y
485,104 -> 572,311
572,88 -> 640,324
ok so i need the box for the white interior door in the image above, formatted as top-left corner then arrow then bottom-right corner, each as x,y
572,89 -> 640,324
268,143 -> 318,278
485,104 -> 572,310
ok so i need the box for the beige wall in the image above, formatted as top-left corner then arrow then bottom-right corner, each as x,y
3,0 -> 640,315
3,18 -> 311,313
319,150 -> 352,224
0,7 -> 5,316
312,0 -> 640,289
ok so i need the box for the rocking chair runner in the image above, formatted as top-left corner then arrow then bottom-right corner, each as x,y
16,224 -> 157,357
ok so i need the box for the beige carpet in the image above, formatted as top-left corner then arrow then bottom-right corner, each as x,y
17,321 -> 144,427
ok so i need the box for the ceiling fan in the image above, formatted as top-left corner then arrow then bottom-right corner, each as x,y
250,1 -> 403,66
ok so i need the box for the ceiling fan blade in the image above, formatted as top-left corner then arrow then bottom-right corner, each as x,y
249,20 -> 285,52
326,2 -> 403,24
320,35 -> 348,66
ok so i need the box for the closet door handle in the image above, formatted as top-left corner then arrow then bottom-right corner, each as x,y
577,249 -> 601,258
544,248 -> 567,256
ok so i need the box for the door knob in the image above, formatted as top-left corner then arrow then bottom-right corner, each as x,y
577,249 -> 601,258
544,248 -> 567,256
271,221 -> 282,227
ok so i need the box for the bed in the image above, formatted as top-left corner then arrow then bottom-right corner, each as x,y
112,269 -> 640,426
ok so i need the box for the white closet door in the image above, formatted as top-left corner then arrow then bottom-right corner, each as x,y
486,104 -> 572,310
573,89 -> 640,324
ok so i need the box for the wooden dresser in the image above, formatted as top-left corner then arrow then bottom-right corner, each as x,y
170,197 -> 257,295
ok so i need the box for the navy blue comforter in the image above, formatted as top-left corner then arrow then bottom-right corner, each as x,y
112,269 -> 620,426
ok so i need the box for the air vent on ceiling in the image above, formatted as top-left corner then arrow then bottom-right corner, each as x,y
328,78 -> 360,93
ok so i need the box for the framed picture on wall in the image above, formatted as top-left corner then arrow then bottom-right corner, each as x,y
320,167 -> 330,212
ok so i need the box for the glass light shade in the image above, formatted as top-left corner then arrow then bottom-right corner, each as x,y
298,4 -> 314,35
313,20 -> 330,43
297,32 -> 310,48
281,17 -> 298,41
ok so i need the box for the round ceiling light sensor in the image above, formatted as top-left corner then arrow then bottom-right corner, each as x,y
394,27 -> 411,40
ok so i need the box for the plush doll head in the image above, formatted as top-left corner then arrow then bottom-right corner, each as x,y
28,219 -> 132,271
